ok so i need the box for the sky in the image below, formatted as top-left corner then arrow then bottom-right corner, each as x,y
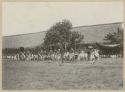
2,2 -> 123,36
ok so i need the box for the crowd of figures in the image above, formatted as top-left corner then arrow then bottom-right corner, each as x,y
3,47 -> 121,63
3,48 -> 99,61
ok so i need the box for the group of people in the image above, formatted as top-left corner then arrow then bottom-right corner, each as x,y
3,48 -> 100,62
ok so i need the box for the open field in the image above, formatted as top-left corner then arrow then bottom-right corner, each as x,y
2,58 -> 123,90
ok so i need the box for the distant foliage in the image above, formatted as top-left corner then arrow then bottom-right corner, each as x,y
104,27 -> 123,45
2,48 -> 18,55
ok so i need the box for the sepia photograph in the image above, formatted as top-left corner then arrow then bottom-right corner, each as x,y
2,2 -> 124,90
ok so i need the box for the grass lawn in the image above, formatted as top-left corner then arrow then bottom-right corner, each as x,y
2,58 -> 123,90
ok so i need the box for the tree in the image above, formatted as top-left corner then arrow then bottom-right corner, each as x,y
43,19 -> 72,52
104,27 -> 123,44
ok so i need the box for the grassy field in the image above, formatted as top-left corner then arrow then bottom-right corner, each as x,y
2,58 -> 123,90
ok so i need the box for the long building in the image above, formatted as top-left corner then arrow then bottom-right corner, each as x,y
2,22 -> 122,49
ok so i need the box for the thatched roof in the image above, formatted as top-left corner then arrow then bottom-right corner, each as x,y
2,22 -> 122,48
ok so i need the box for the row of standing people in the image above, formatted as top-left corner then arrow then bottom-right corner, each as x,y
3,49 -> 100,62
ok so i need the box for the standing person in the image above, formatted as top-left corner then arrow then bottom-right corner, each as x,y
87,46 -> 93,61
87,48 -> 91,61
94,49 -> 100,60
